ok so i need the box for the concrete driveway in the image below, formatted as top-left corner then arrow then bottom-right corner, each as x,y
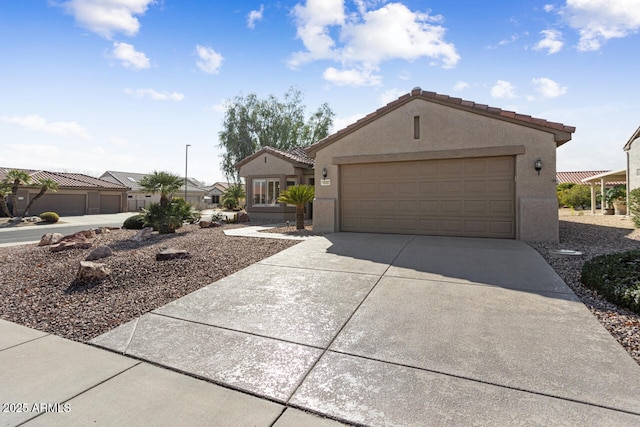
92,233 -> 640,426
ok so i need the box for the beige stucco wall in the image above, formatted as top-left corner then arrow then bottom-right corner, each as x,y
239,152 -> 314,221
312,98 -> 561,242
627,139 -> 640,191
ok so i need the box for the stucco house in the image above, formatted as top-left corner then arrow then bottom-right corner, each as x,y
100,171 -> 207,211
236,147 -> 314,221
306,88 -> 575,242
205,182 -> 232,206
0,168 -> 128,216
624,125 -> 640,196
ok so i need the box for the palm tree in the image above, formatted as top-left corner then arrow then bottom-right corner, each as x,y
277,184 -> 315,229
5,169 -> 32,217
24,178 -> 59,216
139,171 -> 183,206
0,181 -> 11,217
221,184 -> 246,210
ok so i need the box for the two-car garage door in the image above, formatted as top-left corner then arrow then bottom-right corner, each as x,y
341,156 -> 515,238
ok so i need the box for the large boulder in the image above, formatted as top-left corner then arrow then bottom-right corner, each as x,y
50,230 -> 95,252
238,212 -> 250,223
156,248 -> 191,261
38,233 -> 64,246
86,245 -> 113,261
199,220 -> 212,228
76,261 -> 111,283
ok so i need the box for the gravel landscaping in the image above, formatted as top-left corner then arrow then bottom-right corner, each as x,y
0,224 -> 298,342
1,212 -> 639,366
528,211 -> 640,365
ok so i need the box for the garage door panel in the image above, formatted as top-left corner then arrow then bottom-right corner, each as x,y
341,156 -> 515,238
379,200 -> 397,214
397,182 -> 417,194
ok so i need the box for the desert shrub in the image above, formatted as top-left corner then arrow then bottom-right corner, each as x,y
122,214 -> 146,229
39,212 -> 59,223
558,185 -> 591,209
210,212 -> 224,222
581,250 -> 640,315
629,188 -> 640,227
142,199 -> 199,234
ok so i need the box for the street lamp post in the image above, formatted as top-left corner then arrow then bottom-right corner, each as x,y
185,144 -> 191,201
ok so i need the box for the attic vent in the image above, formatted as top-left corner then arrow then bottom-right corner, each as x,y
414,116 -> 420,139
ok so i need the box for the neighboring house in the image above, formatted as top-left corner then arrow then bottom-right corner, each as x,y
305,87 -> 575,242
205,182 -> 232,206
624,125 -> 640,194
0,168 -> 128,216
100,171 -> 207,210
236,147 -> 314,221
557,170 -> 626,214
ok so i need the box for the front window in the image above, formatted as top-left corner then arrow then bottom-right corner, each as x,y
252,179 -> 280,206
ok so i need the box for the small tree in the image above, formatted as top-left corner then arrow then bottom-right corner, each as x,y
139,171 -> 183,206
277,184 -> 315,229
5,169 -> 32,216
559,185 -> 591,210
0,181 -> 11,217
24,178 -> 59,216
221,184 -> 245,210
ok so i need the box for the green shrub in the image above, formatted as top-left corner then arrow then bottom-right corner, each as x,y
142,199 -> 199,234
39,212 -> 59,223
122,214 -> 146,229
581,250 -> 640,315
629,188 -> 640,227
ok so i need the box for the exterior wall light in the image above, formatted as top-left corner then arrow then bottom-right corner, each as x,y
322,167 -> 328,178
534,158 -> 542,175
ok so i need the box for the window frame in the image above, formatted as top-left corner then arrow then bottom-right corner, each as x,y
252,178 -> 281,207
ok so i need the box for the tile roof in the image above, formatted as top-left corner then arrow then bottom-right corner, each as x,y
0,168 -> 128,190
557,170 -> 625,186
235,146 -> 315,169
306,87 -> 576,156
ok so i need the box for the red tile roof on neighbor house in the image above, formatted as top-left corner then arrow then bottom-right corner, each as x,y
0,168 -> 128,190
235,146 -> 315,169
306,87 -> 576,156
556,171 -> 625,186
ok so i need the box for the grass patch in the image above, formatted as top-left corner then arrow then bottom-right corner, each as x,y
581,249 -> 640,314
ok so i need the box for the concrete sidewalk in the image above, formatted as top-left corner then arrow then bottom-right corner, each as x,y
3,233 -> 640,425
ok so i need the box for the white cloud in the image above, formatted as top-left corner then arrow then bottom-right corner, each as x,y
534,29 -> 564,54
196,45 -> 224,74
124,88 -> 184,101
490,80 -> 516,99
247,4 -> 264,29
532,77 -> 568,98
322,67 -> 382,86
111,42 -> 150,70
379,89 -> 405,104
2,115 -> 91,140
331,113 -> 366,133
60,0 -> 156,39
543,4 -> 555,12
109,136 -> 130,147
289,1 -> 459,86
453,81 -> 469,92
562,0 -> 640,51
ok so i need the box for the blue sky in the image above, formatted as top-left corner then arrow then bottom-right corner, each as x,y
1,0 -> 639,184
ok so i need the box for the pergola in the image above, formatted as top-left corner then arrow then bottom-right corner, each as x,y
581,169 -> 627,214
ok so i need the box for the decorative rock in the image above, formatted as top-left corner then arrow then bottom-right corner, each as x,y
76,261 -> 111,283
38,233 -> 64,246
156,248 -> 191,261
94,227 -> 111,235
86,245 -> 113,261
25,216 -> 41,223
50,230 -> 95,252
199,221 -> 212,228
211,221 -> 222,228
132,227 -> 154,242
238,212 -> 250,223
